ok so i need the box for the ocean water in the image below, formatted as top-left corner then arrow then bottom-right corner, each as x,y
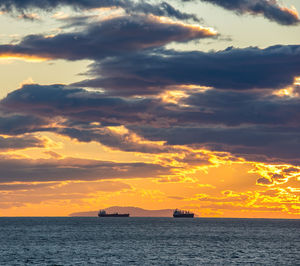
0,218 -> 299,265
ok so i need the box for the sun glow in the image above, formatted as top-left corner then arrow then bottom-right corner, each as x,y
281,5 -> 300,19
149,14 -> 218,36
294,76 -> 300,86
273,86 -> 298,97
0,53 -> 50,62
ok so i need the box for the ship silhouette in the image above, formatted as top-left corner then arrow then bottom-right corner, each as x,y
98,210 -> 129,217
173,209 -> 194,218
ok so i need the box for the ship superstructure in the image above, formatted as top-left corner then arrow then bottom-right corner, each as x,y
173,209 -> 194,218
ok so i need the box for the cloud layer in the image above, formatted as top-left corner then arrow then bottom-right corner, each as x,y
78,45 -> 300,95
198,0 -> 300,25
0,155 -> 169,183
0,0 -> 200,21
1,83 -> 300,164
0,15 -> 216,60
0,135 -> 45,150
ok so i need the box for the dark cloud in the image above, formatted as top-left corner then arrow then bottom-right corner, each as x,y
57,127 -> 178,154
3,31 -> 299,96
125,1 -> 200,22
257,177 -> 277,186
9,43 -> 300,95
1,83 -> 300,163
7,84 -> 300,130
130,125 -> 300,164
0,0 -> 115,11
0,85 -> 180,153
0,113 -> 49,135
0,15 -> 215,60
0,155 -> 170,183
282,167 -> 300,174
0,135 -> 45,150
74,76 -> 166,96
271,173 -> 285,180
256,171 -> 292,186
182,89 -> 300,126
196,0 -> 300,25
0,0 -> 200,21
77,45 -> 300,94
0,84 -> 155,126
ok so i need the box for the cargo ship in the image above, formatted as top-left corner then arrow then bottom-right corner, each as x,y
173,209 -> 194,218
98,210 -> 130,217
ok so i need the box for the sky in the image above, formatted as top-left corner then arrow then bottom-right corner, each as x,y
0,0 -> 300,218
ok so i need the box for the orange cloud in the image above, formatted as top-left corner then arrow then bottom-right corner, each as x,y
0,53 -> 50,62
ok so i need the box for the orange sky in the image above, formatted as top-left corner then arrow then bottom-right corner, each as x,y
0,0 -> 300,218
0,133 -> 299,218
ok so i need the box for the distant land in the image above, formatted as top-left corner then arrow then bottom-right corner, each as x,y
69,206 -> 174,217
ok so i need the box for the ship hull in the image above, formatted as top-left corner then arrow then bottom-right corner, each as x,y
173,214 -> 194,218
98,214 -> 129,217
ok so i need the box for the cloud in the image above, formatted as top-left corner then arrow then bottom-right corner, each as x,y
196,0 -> 300,25
7,42 -> 300,96
57,127 -> 178,154
0,0 -> 200,22
0,182 -> 58,191
256,177 -> 273,185
182,89 -> 300,127
253,164 -> 300,186
17,12 -> 40,20
0,155 -> 170,183
0,15 -> 216,61
3,29 -> 300,96
131,125 -> 300,164
7,84 -> 296,130
0,113 -> 49,135
77,45 -> 300,94
0,135 -> 45,150
0,84 -> 182,153
0,84 -> 157,126
0,180 -> 130,192
1,83 -> 300,163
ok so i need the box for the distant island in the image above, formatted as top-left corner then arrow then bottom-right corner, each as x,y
69,206 -> 174,217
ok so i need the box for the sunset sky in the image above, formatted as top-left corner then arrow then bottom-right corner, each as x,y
0,0 -> 300,218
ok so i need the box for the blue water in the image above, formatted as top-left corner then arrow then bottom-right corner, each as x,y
0,218 -> 299,265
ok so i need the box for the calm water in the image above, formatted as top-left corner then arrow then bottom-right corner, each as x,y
0,218 -> 299,265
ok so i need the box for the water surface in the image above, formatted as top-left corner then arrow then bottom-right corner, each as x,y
0,217 -> 299,265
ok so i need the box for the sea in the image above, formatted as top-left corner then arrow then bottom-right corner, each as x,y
0,217 -> 299,265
